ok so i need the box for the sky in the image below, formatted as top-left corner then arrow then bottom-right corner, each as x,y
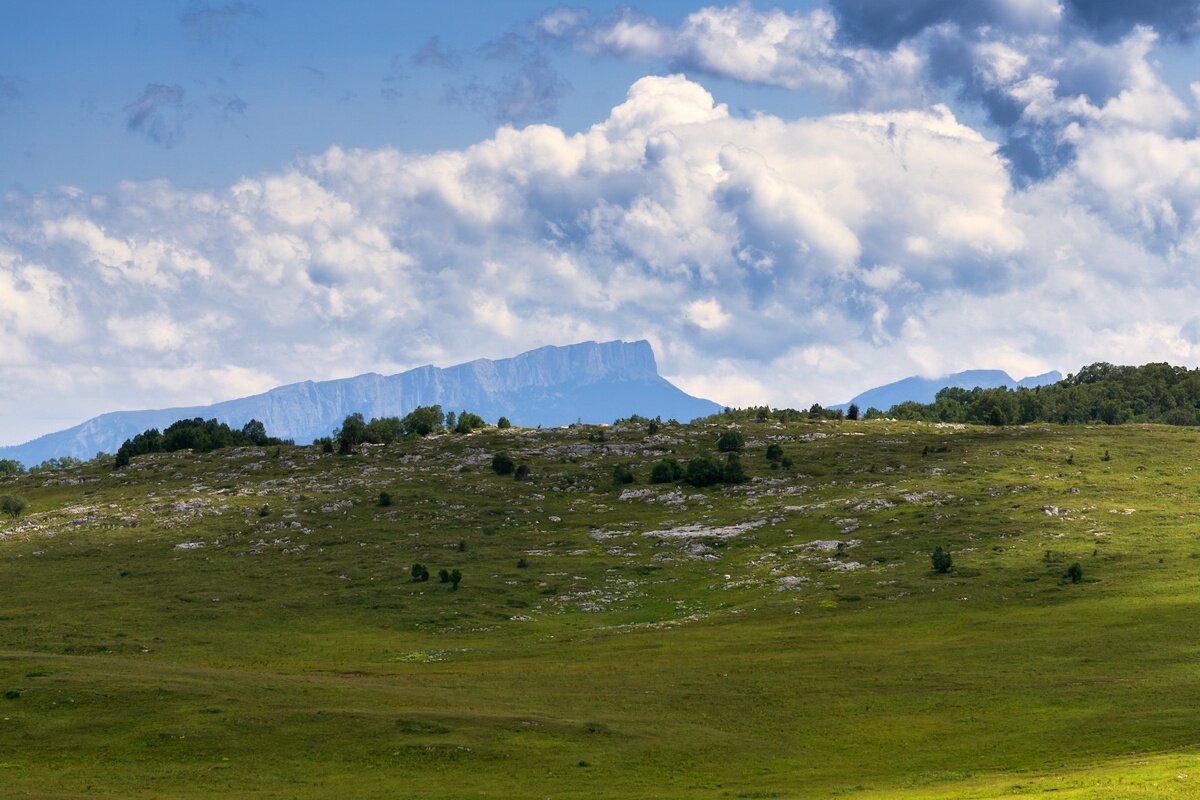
1,0 -> 1199,446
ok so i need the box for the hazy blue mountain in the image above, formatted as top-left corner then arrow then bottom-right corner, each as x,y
832,368 -> 1063,413
1,340 -> 722,467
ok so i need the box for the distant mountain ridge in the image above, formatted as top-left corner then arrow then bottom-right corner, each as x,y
1,340 -> 722,466
833,368 -> 1063,413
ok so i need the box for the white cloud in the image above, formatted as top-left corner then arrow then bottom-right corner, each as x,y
0,71 -> 1198,443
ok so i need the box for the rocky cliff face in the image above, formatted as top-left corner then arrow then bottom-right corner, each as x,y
0,340 -> 719,466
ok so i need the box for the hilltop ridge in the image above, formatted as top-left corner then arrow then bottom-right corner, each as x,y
0,340 -> 720,466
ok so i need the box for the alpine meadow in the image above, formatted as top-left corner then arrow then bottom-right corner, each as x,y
5,1 -> 1200,798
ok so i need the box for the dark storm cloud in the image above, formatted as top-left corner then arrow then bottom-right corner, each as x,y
1062,0 -> 1200,41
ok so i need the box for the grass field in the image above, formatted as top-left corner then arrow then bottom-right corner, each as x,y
2,418 -> 1200,798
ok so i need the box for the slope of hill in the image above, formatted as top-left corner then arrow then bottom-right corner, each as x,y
833,368 -> 1063,412
0,418 -> 1198,797
0,339 -> 721,466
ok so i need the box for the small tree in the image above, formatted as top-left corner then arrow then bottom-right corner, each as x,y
684,456 -> 723,487
497,417 -> 512,429
650,459 -> 683,484
411,563 -> 429,582
716,430 -> 745,452
514,464 -> 530,481
400,405 -> 445,437
449,569 -> 462,590
847,404 -> 860,421
612,464 -> 635,486
931,546 -> 953,574
438,568 -> 450,583
378,492 -> 392,507
1065,562 -> 1083,583
765,443 -> 784,464
0,495 -> 27,518
722,453 -> 747,484
491,453 -> 515,475
0,459 -> 24,477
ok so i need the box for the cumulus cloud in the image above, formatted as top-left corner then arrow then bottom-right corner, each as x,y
1,73 -> 1199,443
542,4 -> 926,106
123,83 -> 187,146
541,2 -> 1197,181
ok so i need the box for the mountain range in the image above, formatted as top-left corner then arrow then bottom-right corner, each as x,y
832,368 -> 1063,413
0,340 -> 722,467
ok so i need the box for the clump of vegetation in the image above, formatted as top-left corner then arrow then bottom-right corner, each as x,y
449,569 -> 462,590
115,418 -> 285,468
1065,562 -> 1084,583
612,464 -> 635,486
0,495 -> 27,518
723,453 -> 746,484
410,563 -> 429,582
497,416 -> 512,429
931,546 -> 953,574
872,362 -> 1200,426
438,568 -> 450,583
765,443 -> 784,467
0,459 -> 24,477
452,411 -> 486,434
716,430 -> 745,452
706,404 -> 843,423
491,453 -> 515,475
649,459 -> 683,484
684,456 -> 724,487
378,492 -> 392,507
514,464 -> 530,481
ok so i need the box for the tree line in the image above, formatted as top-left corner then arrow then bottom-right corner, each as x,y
115,418 -> 286,468
870,362 -> 1200,426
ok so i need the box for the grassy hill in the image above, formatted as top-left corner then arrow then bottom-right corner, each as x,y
2,418 -> 1200,798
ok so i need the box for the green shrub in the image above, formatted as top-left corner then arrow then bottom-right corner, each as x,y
1065,562 -> 1083,583
650,459 -> 683,484
0,495 -> 26,518
491,453 -> 515,475
765,443 -> 784,463
438,568 -> 450,583
684,457 -> 723,487
723,453 -> 746,484
612,464 -> 635,486
497,416 -> 512,429
716,430 -> 745,452
514,464 -> 530,481
449,569 -> 462,590
411,563 -> 429,582
931,546 -> 953,574
378,492 -> 392,507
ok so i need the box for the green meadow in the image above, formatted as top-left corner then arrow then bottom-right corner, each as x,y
2,419 -> 1200,798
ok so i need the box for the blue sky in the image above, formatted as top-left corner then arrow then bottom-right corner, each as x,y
2,1 -> 1200,445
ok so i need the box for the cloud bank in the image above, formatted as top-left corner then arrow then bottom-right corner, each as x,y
2,64 -> 1199,444
540,1 -> 1199,180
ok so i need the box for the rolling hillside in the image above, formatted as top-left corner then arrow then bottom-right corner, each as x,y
1,418 -> 1199,797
